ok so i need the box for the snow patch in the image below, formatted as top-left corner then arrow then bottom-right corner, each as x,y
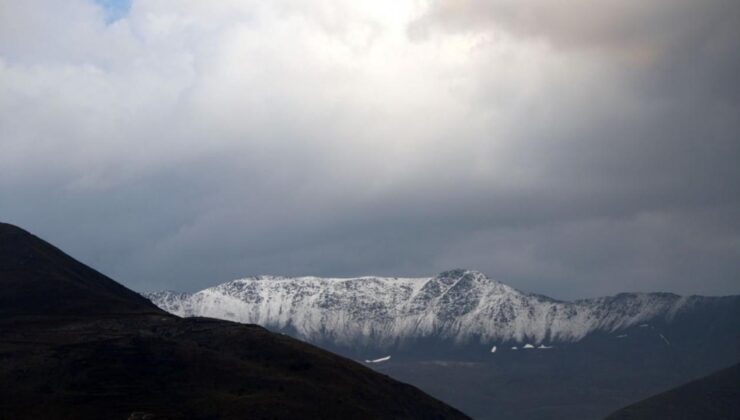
490,346 -> 497,353
523,344 -> 535,349
365,355 -> 391,363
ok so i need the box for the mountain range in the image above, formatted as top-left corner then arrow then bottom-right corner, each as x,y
1,220 -> 736,419
148,269 -> 740,419
147,269 -> 739,357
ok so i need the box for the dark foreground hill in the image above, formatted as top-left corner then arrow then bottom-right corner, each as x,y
0,223 -> 468,419
606,363 -> 740,420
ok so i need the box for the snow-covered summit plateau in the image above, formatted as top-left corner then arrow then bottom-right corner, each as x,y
147,269 -> 706,348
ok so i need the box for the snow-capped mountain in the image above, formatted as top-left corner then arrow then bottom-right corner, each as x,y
146,268 -> 740,419
146,269 -> 713,349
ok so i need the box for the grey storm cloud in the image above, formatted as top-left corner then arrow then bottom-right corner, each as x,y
0,0 -> 738,299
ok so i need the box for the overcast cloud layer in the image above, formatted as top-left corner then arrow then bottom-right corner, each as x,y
1,0 -> 738,299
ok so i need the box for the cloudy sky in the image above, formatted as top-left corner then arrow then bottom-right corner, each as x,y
1,0 -> 738,298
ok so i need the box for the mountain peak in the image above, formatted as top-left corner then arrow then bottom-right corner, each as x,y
434,269 -> 501,285
437,268 -> 484,277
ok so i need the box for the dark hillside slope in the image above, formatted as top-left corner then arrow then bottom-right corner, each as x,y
606,363 -> 740,420
0,222 -> 159,317
0,223 -> 468,420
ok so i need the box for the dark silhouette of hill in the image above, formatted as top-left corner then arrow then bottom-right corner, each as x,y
0,223 -> 468,419
0,222 -> 159,317
606,363 -> 740,420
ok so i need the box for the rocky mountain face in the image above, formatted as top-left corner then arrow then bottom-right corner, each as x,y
147,269 -> 728,353
148,269 -> 740,420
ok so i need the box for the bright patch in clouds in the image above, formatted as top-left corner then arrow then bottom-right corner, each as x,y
95,0 -> 131,22
0,0 -> 738,298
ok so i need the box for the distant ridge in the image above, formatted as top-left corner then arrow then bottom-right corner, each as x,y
147,269 -> 737,350
147,266 -> 740,419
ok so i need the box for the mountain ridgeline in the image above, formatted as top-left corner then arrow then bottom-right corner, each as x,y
148,269 -> 740,419
148,269 -> 739,358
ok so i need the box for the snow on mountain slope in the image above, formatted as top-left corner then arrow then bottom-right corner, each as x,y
147,269 -> 699,348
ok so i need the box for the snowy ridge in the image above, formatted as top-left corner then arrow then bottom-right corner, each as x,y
147,269 -> 700,348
